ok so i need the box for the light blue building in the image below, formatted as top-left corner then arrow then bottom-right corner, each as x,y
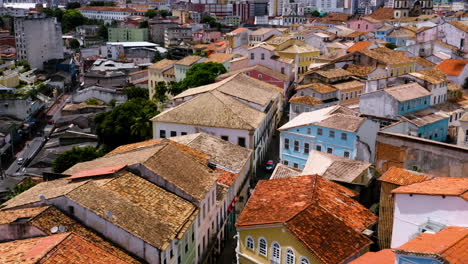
278,105 -> 380,169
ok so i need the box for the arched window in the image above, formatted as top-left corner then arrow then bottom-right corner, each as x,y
246,236 -> 254,250
258,237 -> 267,256
300,257 -> 310,264
286,248 -> 295,264
272,242 -> 281,263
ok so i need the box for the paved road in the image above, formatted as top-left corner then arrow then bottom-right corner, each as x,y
5,137 -> 45,177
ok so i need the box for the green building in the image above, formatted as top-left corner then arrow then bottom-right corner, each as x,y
108,27 -> 149,42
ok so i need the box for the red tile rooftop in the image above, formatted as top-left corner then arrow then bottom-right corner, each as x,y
392,177 -> 468,200
67,164 -> 127,179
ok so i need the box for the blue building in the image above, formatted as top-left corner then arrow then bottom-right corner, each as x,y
279,105 -> 379,169
376,25 -> 393,41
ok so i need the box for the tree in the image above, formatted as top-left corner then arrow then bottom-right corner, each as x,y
52,146 -> 103,173
165,50 -> 175,60
36,83 -> 54,97
145,9 -> 157,18
201,15 -> 221,30
98,24 -> 108,40
94,98 -> 159,148
88,1 -> 114,6
123,87 -> 149,100
66,2 -> 81,9
152,50 -> 163,63
178,62 -> 227,91
385,43 -> 397,50
69,38 -> 80,50
311,10 -> 320,17
61,9 -> 85,33
159,10 -> 170,18
153,81 -> 168,102
138,21 -> 149,28
6,177 -> 37,199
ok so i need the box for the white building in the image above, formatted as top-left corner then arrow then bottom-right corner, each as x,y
14,13 -> 63,69
77,6 -> 138,23
457,113 -> 468,147
391,177 -> 468,248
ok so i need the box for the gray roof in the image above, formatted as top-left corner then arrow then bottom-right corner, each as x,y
385,83 -> 431,102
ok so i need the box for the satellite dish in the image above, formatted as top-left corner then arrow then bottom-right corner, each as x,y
50,226 -> 59,234
58,225 -> 66,233
107,211 -> 113,218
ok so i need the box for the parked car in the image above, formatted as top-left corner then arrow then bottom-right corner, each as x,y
265,160 -> 275,172
17,157 -> 24,165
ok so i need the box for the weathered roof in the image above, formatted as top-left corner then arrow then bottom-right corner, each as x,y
409,68 -> 448,84
149,59 -> 177,70
447,82 -> 463,92
230,27 -> 248,34
384,83 -> 431,102
173,73 -> 282,107
289,95 -> 323,106
395,226 -> 468,264
249,28 -> 277,36
411,56 -> 435,68
0,233 -> 132,264
280,44 -> 319,53
296,83 -> 337,93
332,80 -> 364,91
379,167 -> 433,186
204,53 -> 237,63
349,249 -> 395,264
437,59 -> 468,76
346,31 -> 366,38
449,21 -> 468,33
314,68 -> 352,79
270,163 -> 302,179
343,65 -> 373,77
236,175 -> 376,264
368,8 -> 394,20
153,91 -> 266,131
216,64 -> 290,82
360,47 -> 413,65
346,41 -> 373,53
302,151 -> 372,185
78,6 -> 136,12
175,55 -> 202,66
401,108 -> 447,127
392,177 -> 468,200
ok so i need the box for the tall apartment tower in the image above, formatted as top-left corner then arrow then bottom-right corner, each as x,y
14,13 -> 64,69
393,0 -> 411,18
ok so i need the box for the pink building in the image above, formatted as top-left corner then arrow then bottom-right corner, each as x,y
246,44 -> 294,79
192,30 -> 222,43
417,21 -> 467,54
347,17 -> 383,32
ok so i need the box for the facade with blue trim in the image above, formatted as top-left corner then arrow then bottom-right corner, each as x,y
397,95 -> 431,115
396,255 -> 443,264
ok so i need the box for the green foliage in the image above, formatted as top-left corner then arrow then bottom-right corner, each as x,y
145,9 -> 157,18
69,38 -> 80,50
138,21 -> 149,28
42,8 -> 64,22
52,146 -> 104,173
193,50 -> 207,57
151,50 -> 163,63
88,1 -> 115,6
178,62 -> 227,91
123,87 -> 149,100
85,98 -> 101,105
66,2 -> 81,9
385,43 -> 397,50
311,10 -> 320,17
6,177 -> 37,200
94,98 -> 159,148
165,50 -> 175,60
62,9 -> 85,33
153,81 -> 168,102
108,99 -> 117,107
98,24 -> 108,40
201,15 -> 221,30
16,60 -> 30,71
159,10 -> 170,18
36,84 -> 54,97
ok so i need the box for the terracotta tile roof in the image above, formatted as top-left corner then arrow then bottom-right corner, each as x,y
249,28 -> 278,36
107,139 -> 163,155
449,21 -> 468,33
78,6 -> 137,12
236,175 -> 376,264
230,27 -> 248,34
395,226 -> 468,264
315,68 -> 353,79
332,80 -> 364,91
402,108 -> 447,127
0,233 -> 131,264
216,64 -> 290,82
215,168 -> 239,186
409,67 -> 448,84
348,249 -> 395,264
411,56 -> 436,67
204,53 -> 237,63
67,164 -> 127,180
346,31 -> 366,38
347,41 -> 373,52
176,55 -> 202,66
392,177 -> 468,200
343,65 -> 373,77
447,82 -> 463,92
149,59 -> 177,70
360,47 -> 413,64
296,83 -> 337,93
368,8 -> 394,20
270,163 -> 302,179
289,95 -> 323,106
437,59 -> 468,76
379,167 -> 433,186
0,206 -> 48,225
384,82 -> 431,102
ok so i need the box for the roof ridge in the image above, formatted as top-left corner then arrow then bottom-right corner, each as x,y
438,231 -> 468,256
36,233 -> 72,262
209,91 -> 257,130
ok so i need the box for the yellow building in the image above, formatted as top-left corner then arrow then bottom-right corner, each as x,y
236,175 -> 377,264
148,59 -> 177,99
0,71 -> 19,88
359,47 -> 416,78
267,36 -> 320,75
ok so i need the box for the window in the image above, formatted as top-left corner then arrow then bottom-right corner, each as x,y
317,128 -> 323,135
221,135 -> 229,141
261,53 -> 265,60
304,143 -> 310,154
295,105 -> 300,112
259,238 -> 267,256
344,151 -> 350,158
341,133 -> 347,140
284,138 -> 290,149
307,128 -> 311,134
246,236 -> 254,250
258,74 -> 263,79
250,53 -> 254,60
272,242 -> 281,263
327,147 -> 333,154
160,130 -> 166,138
283,160 -> 289,165
294,140 -> 299,152
300,257 -> 310,264
286,248 -> 295,264
170,248 -> 174,258
238,137 -> 246,147
293,163 -> 299,168
68,206 -> 74,215
281,67 -> 285,74
170,131 -> 177,137
329,130 -> 335,138
192,231 -> 195,242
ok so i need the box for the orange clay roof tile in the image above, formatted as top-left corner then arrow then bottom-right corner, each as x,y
347,41 -> 373,52
379,167 -> 433,186
349,249 -> 395,264
392,177 -> 468,200
437,59 -> 468,76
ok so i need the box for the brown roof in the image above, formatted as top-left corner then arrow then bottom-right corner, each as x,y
411,56 -> 436,67
392,177 -> 468,200
368,8 -> 394,20
296,83 -> 337,93
236,175 -> 376,264
346,31 -> 366,38
149,59 -> 177,70
332,80 -> 364,91
270,163 -> 302,179
216,64 -> 290,82
204,53 -> 237,63
0,233 -> 132,264
249,28 -> 278,36
449,21 -> 468,33
315,68 -> 352,79
360,47 -> 413,64
346,41 -> 373,52
289,95 -> 323,106
402,108 -> 447,127
395,226 -> 468,264
379,167 -> 433,186
316,114 -> 365,132
409,67 -> 448,84
384,83 -> 431,102
176,55 -> 202,66
437,59 -> 468,76
349,249 -> 395,264
78,6 -> 137,12
448,82 -> 463,92
344,65 -> 373,77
